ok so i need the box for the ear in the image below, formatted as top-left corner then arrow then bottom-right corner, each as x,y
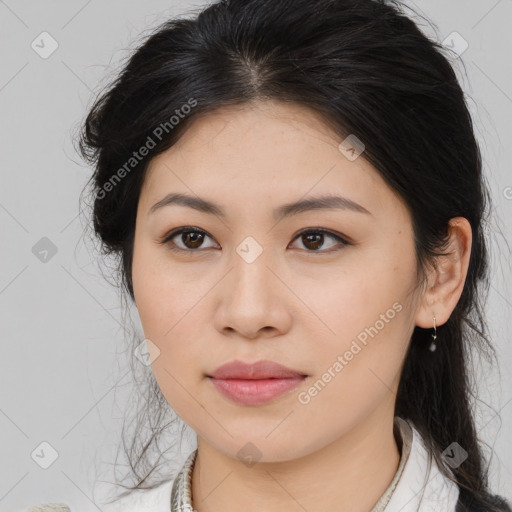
415,217 -> 472,328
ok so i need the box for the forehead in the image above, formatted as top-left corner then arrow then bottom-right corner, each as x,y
139,100 -> 406,221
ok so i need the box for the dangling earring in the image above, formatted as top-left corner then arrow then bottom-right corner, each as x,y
429,314 -> 437,352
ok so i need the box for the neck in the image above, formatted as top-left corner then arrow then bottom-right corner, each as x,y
191,407 -> 401,512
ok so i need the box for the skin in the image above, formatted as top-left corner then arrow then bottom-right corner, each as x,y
131,99 -> 472,512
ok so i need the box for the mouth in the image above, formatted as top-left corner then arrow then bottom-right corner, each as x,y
207,359 -> 308,406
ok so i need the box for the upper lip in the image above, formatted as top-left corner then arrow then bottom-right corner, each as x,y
209,360 -> 306,380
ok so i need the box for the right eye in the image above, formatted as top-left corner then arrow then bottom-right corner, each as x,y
159,226 -> 219,253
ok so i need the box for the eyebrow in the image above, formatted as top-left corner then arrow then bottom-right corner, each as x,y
148,192 -> 372,220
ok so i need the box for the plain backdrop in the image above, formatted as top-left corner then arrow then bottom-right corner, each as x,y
1,0 -> 511,510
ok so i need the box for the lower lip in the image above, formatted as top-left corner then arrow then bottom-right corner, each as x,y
209,376 -> 306,406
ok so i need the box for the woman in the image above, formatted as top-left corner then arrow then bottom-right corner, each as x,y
74,0 -> 511,510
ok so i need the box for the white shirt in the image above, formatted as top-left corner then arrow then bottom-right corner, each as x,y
97,416 -> 460,512
23,417 -> 460,511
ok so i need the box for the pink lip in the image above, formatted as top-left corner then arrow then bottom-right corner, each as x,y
207,360 -> 307,406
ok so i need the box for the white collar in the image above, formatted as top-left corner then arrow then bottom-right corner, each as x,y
170,417 -> 460,512
383,417 -> 460,511
98,417 -> 461,511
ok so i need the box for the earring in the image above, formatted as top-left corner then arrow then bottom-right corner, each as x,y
429,314 -> 437,352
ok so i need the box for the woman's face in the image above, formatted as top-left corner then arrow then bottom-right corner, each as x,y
132,100 -> 423,462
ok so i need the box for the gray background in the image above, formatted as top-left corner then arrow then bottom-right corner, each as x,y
1,0 -> 511,510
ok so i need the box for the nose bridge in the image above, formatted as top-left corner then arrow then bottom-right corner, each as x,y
230,234 -> 275,301
214,233 -> 289,337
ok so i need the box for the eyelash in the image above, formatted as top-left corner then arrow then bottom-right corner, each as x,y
159,226 -> 350,254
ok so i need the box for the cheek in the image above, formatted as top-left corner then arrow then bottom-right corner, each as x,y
132,237 -> 182,336
131,239 -> 209,373
297,303 -> 411,430
301,249 -> 415,395
299,267 -> 406,343
305,230 -> 416,328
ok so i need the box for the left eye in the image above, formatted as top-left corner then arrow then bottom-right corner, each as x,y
160,227 -> 349,253
290,229 -> 348,252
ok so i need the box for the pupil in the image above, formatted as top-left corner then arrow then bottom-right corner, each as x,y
185,232 -> 203,248
305,233 -> 322,250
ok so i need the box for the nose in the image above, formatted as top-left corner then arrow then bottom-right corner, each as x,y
213,247 -> 293,340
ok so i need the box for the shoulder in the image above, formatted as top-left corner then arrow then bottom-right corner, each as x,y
99,479 -> 175,512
